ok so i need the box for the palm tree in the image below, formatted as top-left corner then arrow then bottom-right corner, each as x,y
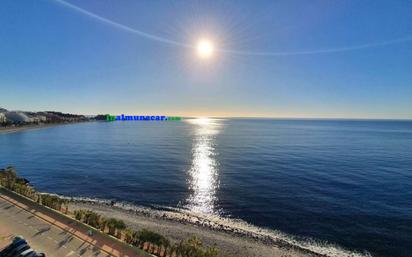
99,217 -> 108,233
63,200 -> 69,214
90,212 -> 101,228
74,210 -> 84,221
161,240 -> 170,257
204,247 -> 219,257
131,230 -> 142,247
175,242 -> 184,257
168,244 -> 177,257
115,219 -> 126,239
174,237 -> 206,257
36,194 -> 42,204
124,228 -> 134,244
159,237 -> 170,256
106,218 -> 117,236
2,166 -> 17,189
83,210 -> 91,224
40,194 -> 62,210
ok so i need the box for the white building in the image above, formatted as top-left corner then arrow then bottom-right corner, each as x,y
4,111 -> 32,123
0,113 -> 6,123
26,113 -> 47,123
37,115 -> 47,122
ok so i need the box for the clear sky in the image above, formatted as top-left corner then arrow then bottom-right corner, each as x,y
1,0 -> 412,119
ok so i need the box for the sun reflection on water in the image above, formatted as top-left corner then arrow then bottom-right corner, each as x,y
185,118 -> 222,214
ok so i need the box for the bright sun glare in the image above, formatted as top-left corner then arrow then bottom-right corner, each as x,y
196,39 -> 214,59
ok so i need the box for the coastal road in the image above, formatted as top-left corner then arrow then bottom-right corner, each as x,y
0,196 -> 111,257
0,188 -> 152,257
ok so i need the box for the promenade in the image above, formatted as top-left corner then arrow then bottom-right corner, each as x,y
0,188 -> 152,257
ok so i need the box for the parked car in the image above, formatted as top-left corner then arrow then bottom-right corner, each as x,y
0,237 -> 46,257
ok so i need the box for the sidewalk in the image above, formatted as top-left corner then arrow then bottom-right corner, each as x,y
0,188 -> 152,257
0,226 -> 13,250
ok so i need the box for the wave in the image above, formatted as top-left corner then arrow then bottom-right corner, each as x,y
51,194 -> 373,257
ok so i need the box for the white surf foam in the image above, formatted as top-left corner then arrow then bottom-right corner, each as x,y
51,194 -> 373,257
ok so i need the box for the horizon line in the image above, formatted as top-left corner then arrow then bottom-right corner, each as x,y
2,107 -> 411,121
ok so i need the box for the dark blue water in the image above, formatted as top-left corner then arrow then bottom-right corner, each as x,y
1,119 -> 411,257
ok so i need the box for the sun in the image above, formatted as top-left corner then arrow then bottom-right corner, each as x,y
196,39 -> 214,59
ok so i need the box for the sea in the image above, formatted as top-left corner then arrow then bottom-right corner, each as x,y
1,119 -> 411,257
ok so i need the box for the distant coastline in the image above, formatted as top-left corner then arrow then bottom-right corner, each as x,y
0,107 -> 93,134
0,121 -> 88,134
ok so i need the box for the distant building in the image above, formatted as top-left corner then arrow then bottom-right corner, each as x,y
4,111 -> 32,123
26,112 -> 47,123
42,112 -> 63,122
0,113 -> 6,123
0,109 -> 88,125
38,115 -> 47,122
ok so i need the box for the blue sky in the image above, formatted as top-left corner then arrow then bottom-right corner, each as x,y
1,0 -> 412,118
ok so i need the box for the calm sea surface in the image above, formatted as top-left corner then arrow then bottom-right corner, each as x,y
1,119 -> 411,257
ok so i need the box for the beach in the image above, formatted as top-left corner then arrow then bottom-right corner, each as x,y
68,200 -> 313,257
68,199 -> 369,257
0,122 -> 88,134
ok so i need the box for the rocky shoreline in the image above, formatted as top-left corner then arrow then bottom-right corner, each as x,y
67,197 -> 371,257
